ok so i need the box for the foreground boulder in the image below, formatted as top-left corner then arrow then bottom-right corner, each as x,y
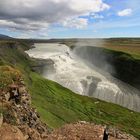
47,121 -> 137,140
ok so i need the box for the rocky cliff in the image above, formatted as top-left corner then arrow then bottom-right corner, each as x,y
0,66 -> 49,140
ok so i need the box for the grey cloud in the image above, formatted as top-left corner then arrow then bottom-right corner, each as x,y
0,0 -> 109,34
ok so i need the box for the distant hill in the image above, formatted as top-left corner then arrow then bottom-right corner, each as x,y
0,34 -> 13,39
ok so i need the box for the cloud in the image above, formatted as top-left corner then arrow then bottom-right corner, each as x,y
0,19 -> 49,31
0,0 -> 110,35
118,9 -> 132,16
91,14 -> 104,19
62,18 -> 88,29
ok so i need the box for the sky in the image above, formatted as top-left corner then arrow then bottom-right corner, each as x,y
0,0 -> 140,39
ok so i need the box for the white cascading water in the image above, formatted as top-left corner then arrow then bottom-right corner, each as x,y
26,43 -> 140,112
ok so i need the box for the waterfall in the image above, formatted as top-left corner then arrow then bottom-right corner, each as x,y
26,43 -> 140,112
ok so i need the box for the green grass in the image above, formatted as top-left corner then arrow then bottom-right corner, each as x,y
0,66 -> 22,90
103,38 -> 140,59
29,72 -> 140,138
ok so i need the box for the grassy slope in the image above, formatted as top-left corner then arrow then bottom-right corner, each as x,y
0,40 -> 140,138
0,40 -> 37,84
103,38 -> 140,59
30,73 -> 140,138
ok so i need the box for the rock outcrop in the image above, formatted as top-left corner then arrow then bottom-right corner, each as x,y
0,78 -> 49,140
0,123 -> 25,140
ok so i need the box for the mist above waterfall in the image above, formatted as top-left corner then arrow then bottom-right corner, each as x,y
26,43 -> 140,112
72,39 -> 116,76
